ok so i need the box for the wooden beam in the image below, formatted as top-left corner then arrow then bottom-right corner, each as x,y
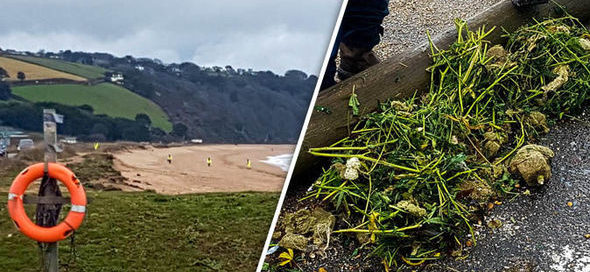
292,0 -> 590,183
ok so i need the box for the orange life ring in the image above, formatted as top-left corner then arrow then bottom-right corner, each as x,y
7,163 -> 86,243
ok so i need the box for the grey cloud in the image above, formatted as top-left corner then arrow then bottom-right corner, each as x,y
0,0 -> 342,74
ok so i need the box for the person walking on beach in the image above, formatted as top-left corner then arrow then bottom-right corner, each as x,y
207,157 -> 212,167
167,154 -> 172,164
247,159 -> 252,169
320,0 -> 389,90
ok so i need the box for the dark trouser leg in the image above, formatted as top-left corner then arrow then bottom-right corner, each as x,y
338,0 -> 389,80
340,0 -> 389,50
320,0 -> 389,90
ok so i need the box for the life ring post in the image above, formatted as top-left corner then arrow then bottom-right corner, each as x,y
5,109 -> 87,271
40,108 -> 61,272
6,109 -> 88,272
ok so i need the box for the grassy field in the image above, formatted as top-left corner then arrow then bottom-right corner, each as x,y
0,57 -> 86,82
8,55 -> 109,79
0,190 -> 277,271
13,83 -> 172,132
0,146 -> 277,271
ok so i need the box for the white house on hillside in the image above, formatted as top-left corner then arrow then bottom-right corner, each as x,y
110,73 -> 124,83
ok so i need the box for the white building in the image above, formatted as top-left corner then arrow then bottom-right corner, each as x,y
61,137 -> 77,144
110,73 -> 124,83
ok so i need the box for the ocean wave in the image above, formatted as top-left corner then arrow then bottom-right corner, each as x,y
260,153 -> 293,172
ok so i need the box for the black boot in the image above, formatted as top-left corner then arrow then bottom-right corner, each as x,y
337,43 -> 380,82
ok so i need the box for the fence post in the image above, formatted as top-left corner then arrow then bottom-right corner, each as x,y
36,109 -> 62,272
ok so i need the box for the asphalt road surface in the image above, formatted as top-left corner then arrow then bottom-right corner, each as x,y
427,110 -> 590,272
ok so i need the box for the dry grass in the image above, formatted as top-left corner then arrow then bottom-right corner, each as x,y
0,56 -> 86,82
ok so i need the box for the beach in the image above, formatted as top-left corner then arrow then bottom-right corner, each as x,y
112,144 -> 294,194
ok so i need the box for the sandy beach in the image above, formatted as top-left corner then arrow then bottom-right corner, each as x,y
112,144 -> 294,194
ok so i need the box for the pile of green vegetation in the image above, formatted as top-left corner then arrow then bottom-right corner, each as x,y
304,15 -> 590,267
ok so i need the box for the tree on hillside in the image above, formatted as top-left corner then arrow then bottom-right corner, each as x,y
171,123 -> 188,138
0,67 -> 7,79
90,123 -> 110,138
78,104 -> 94,113
285,70 -> 308,80
121,125 -> 150,142
17,71 -> 26,82
135,113 -> 152,127
0,81 -> 11,100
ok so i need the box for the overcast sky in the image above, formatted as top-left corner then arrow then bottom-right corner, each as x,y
0,0 -> 342,74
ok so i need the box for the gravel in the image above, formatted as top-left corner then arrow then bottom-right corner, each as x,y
426,109 -> 590,272
374,0 -> 502,61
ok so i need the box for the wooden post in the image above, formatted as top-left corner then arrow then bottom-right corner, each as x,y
36,109 -> 62,272
291,0 -> 590,183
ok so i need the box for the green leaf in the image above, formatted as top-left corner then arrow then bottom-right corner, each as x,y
349,92 -> 360,116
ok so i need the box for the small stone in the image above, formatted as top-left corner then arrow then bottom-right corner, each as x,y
487,219 -> 503,229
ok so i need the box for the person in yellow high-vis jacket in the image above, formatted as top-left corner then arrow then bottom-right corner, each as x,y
246,159 -> 252,169
167,154 -> 172,164
207,157 -> 212,167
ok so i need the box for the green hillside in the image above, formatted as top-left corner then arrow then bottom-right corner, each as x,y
9,55 -> 109,79
13,83 -> 172,132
